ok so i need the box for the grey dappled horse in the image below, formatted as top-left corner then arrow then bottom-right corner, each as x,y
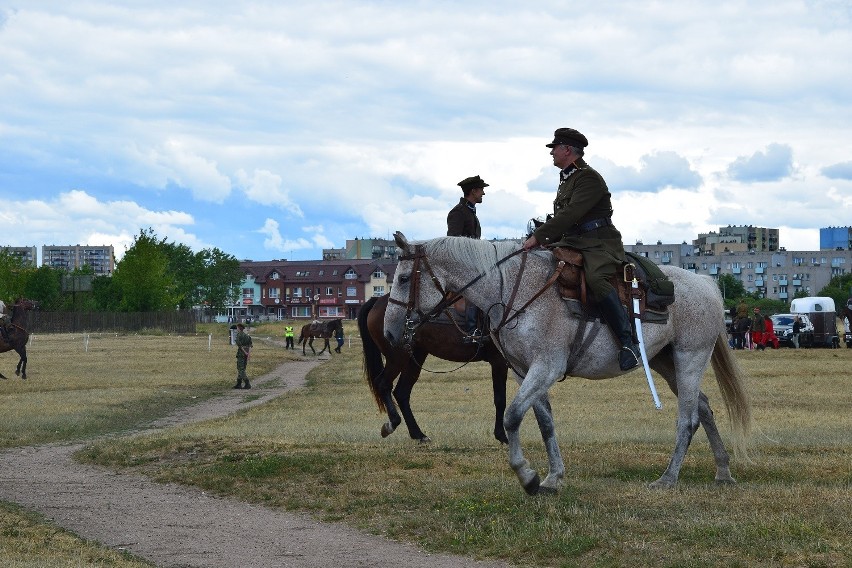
383,233 -> 751,495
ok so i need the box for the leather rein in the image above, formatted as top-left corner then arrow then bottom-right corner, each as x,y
387,245 -> 570,349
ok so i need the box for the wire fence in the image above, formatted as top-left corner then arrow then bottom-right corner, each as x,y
26,311 -> 196,334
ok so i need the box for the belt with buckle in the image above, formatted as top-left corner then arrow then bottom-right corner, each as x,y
563,217 -> 613,237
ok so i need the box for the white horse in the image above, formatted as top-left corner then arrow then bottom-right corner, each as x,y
383,232 -> 751,495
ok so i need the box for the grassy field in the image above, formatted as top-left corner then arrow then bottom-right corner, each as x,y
1,320 -> 851,567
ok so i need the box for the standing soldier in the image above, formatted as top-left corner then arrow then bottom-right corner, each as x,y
284,324 -> 295,349
233,322 -> 253,389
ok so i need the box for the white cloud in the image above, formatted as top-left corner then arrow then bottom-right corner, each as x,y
0,1 -> 850,263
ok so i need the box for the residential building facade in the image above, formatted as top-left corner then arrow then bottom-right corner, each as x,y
230,258 -> 396,322
42,245 -> 115,275
625,243 -> 851,301
1,246 -> 38,267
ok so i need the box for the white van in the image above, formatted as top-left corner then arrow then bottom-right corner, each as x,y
790,297 -> 839,348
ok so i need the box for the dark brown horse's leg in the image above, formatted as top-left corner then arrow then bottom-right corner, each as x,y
15,347 -> 26,379
392,349 -> 431,442
486,345 -> 509,444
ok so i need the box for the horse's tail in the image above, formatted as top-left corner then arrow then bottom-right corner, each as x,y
358,296 -> 387,412
710,333 -> 752,461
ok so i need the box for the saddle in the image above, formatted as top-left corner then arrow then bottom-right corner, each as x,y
550,247 -> 674,323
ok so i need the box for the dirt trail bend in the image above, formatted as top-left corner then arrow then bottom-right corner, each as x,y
0,358 -> 512,568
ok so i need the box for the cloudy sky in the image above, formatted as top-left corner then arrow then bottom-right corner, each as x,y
2,1 -> 850,263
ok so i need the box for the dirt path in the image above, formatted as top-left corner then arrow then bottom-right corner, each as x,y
0,356 -> 512,568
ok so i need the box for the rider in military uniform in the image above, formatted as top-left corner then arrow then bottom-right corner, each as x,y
447,175 -> 487,338
522,128 -> 639,371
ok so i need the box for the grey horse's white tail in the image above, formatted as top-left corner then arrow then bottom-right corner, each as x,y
710,334 -> 752,461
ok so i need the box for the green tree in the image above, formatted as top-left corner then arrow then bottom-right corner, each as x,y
23,266 -> 63,310
92,274 -> 122,311
717,274 -> 746,302
0,250 -> 29,302
198,248 -> 241,311
112,229 -> 179,312
817,273 -> 852,310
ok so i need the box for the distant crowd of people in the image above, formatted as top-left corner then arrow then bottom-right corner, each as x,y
728,301 -> 804,350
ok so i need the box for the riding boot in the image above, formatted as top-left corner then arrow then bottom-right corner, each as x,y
242,379 -> 251,389
596,289 -> 640,371
232,378 -> 243,389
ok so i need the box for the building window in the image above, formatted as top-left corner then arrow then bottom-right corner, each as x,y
373,268 -> 385,278
345,268 -> 357,279
346,286 -> 357,297
373,286 -> 385,297
291,306 -> 311,318
319,306 -> 341,317
325,287 -> 334,295
292,287 -> 303,298
268,288 -> 280,299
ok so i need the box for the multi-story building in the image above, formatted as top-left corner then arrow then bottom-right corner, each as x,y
626,243 -> 851,302
230,258 -> 396,322
1,246 -> 38,267
42,245 -> 115,276
820,226 -> 852,250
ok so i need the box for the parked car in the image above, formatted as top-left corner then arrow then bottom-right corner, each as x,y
770,313 -> 814,347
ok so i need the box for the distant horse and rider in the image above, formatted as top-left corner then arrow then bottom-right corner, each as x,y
382,232 -> 751,495
299,318 -> 344,356
0,298 -> 39,380
359,294 -> 509,444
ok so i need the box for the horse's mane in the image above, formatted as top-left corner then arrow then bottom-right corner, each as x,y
420,237 -> 523,276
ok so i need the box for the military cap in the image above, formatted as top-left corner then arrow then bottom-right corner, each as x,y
457,175 -> 489,193
545,127 -> 589,148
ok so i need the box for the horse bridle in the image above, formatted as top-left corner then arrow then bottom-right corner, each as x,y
387,244 -> 464,349
387,244 -> 564,350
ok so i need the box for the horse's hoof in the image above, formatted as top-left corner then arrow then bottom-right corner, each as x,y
714,478 -> 737,485
416,436 -> 432,444
537,485 -> 559,495
522,473 -> 541,495
381,423 -> 394,438
648,478 -> 676,490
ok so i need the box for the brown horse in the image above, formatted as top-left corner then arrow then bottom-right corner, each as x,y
359,294 -> 508,444
299,318 -> 344,355
0,298 -> 38,380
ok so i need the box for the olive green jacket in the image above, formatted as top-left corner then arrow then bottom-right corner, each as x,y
532,158 -> 626,298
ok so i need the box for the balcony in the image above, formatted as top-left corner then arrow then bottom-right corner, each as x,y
709,267 -> 719,275
755,279 -> 764,287
792,279 -> 802,286
779,279 -> 788,286
778,292 -> 788,300
732,266 -> 741,274
755,266 -> 764,274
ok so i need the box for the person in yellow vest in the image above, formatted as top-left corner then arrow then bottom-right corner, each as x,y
284,324 -> 295,349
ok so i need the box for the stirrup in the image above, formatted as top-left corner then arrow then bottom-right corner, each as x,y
619,345 -> 640,371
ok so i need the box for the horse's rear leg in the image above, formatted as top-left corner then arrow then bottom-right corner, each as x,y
697,391 -> 735,483
648,348 -> 707,488
15,350 -> 27,380
651,347 -> 734,484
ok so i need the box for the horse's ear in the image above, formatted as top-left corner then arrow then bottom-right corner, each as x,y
393,231 -> 409,251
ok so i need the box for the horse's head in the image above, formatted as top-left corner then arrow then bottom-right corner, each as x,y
14,298 -> 39,311
384,232 -> 453,349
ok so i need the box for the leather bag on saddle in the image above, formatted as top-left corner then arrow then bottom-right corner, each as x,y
550,246 -> 675,322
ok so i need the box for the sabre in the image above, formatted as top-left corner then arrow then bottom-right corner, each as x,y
632,278 -> 662,410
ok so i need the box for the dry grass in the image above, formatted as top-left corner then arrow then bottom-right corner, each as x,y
3,322 -> 851,567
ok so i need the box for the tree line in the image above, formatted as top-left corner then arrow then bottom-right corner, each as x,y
1,229 -> 243,313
